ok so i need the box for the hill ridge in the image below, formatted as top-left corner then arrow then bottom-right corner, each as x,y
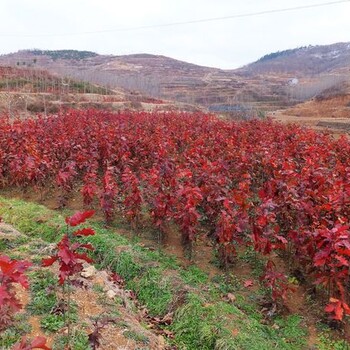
1,41 -> 349,114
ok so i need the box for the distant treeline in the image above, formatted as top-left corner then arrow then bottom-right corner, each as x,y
27,49 -> 98,61
256,46 -> 309,63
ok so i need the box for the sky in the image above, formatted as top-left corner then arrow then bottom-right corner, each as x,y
1,0 -> 350,69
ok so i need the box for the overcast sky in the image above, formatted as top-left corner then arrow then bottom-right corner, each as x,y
1,0 -> 350,69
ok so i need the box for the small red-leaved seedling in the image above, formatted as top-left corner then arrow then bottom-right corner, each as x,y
0,255 -> 31,329
42,210 -> 95,284
325,297 -> 350,321
260,260 -> 295,306
42,210 -> 96,347
12,336 -> 51,350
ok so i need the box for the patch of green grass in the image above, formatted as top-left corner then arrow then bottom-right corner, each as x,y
12,235 -> 29,247
317,333 -> 350,350
14,245 -> 30,254
171,292 -> 309,350
115,251 -> 143,280
53,329 -> 91,350
234,294 -> 262,321
27,240 -> 52,254
30,255 -> 44,265
92,283 -> 104,294
211,273 -> 241,295
123,330 -> 149,344
0,328 -> 21,349
27,291 -> 57,315
180,265 -> 208,286
274,315 -> 307,348
0,237 -> 21,251
0,197 -> 64,242
13,312 -> 33,334
41,314 -> 65,333
27,270 -> 57,315
40,300 -> 78,333
128,269 -> 173,316
79,226 -> 142,279
238,245 -> 265,277
171,293 -> 230,350
0,197 -> 313,350
0,239 -> 8,252
0,313 -> 32,348
133,244 -> 179,269
85,225 -> 178,275
91,240 -> 142,280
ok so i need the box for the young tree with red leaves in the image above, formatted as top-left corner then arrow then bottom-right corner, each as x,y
42,210 -> 95,347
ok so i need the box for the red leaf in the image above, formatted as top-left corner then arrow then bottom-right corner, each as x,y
30,336 -> 51,350
65,210 -> 95,226
79,243 -> 94,251
334,303 -> 344,320
57,245 -> 73,265
11,337 -> 27,350
243,280 -> 254,288
337,248 -> 350,257
73,228 -> 95,237
110,272 -> 124,285
12,336 -> 51,350
257,215 -> 268,227
275,235 -> 288,244
342,301 -> 350,314
325,298 -> 347,320
325,303 -> 335,313
0,285 -> 11,304
74,253 -> 93,264
334,255 -> 349,266
41,256 -> 58,267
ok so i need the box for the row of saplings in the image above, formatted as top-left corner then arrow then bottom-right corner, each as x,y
1,207 -> 349,349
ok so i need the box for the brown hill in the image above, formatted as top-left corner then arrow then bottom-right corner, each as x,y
278,83 -> 350,119
0,65 -> 200,117
1,43 -> 350,116
0,50 -> 299,115
240,42 -> 350,76
270,82 -> 350,135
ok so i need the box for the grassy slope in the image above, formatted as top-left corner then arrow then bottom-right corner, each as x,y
0,196 -> 347,350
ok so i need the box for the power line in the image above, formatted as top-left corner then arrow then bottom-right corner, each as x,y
0,0 -> 349,37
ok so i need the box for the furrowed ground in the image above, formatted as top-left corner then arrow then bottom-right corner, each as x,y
1,110 -> 350,349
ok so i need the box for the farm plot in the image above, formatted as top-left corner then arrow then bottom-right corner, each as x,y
1,110 -> 350,348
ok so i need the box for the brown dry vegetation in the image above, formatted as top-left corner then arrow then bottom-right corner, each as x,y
1,43 -> 350,114
270,83 -> 350,136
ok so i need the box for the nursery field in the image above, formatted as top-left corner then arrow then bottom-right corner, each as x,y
1,110 -> 350,349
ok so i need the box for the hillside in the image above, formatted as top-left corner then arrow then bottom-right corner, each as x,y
1,43 -> 350,119
0,66 -> 114,94
283,81 -> 350,119
271,81 -> 350,135
0,50 -> 308,115
0,65 -> 200,116
1,43 -> 350,116
240,42 -> 350,76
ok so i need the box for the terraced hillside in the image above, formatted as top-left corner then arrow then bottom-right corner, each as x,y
1,43 -> 350,116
